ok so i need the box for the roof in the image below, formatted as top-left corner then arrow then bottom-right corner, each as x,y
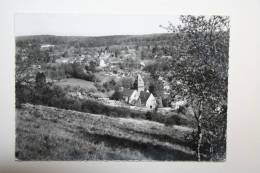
139,91 -> 150,104
161,55 -> 172,59
140,62 -> 145,66
55,57 -> 69,63
122,89 -> 135,97
40,44 -> 55,48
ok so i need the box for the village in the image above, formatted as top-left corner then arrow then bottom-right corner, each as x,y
16,42 -> 188,115
14,15 -> 229,161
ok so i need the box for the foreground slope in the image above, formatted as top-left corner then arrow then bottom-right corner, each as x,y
16,103 -> 196,160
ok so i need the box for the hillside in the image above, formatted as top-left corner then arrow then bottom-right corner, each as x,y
16,103 -> 196,161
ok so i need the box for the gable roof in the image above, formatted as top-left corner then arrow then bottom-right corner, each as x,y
147,93 -> 156,103
139,91 -> 150,104
122,89 -> 135,97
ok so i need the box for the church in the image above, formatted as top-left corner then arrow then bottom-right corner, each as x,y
122,74 -> 157,110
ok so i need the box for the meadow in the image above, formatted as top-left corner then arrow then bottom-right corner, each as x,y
16,103 -> 196,160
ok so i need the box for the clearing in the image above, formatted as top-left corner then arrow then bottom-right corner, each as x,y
55,78 -> 96,90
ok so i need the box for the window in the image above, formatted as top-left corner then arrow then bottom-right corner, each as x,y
150,105 -> 152,109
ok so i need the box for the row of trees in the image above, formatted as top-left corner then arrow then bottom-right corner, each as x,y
17,72 -> 189,127
44,62 -> 97,82
16,33 -> 175,49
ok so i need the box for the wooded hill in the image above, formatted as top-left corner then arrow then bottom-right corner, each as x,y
16,33 -> 175,48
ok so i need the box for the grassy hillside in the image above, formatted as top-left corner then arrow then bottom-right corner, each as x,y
16,103 -> 196,161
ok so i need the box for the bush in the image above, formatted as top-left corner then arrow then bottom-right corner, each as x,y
16,80 -> 191,127
145,112 -> 152,120
103,79 -> 117,91
15,83 -> 34,108
110,91 -> 123,100
176,104 -> 188,114
164,116 -> 177,126
119,77 -> 133,89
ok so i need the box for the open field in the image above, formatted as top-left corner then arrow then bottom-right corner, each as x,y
16,103 -> 196,160
94,71 -> 118,84
55,78 -> 96,90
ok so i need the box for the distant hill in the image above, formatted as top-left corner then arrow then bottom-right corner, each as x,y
15,33 -> 175,48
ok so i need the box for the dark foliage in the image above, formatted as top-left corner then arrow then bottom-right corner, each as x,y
110,90 -> 123,100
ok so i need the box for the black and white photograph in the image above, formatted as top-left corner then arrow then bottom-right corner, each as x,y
14,14 -> 230,161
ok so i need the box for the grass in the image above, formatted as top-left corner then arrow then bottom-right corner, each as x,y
16,103 -> 196,161
94,71 -> 118,84
55,78 -> 96,90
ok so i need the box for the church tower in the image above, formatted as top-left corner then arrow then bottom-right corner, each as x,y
133,74 -> 145,92
137,74 -> 145,92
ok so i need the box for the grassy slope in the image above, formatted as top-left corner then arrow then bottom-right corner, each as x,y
16,103 -> 196,161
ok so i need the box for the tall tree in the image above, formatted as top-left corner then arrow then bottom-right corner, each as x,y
164,15 -> 230,160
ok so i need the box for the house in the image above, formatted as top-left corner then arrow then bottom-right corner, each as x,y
120,74 -> 158,109
140,62 -> 145,69
137,91 -> 157,110
122,89 -> 134,103
32,64 -> 41,69
161,55 -> 173,60
99,59 -> 107,68
99,52 -> 111,60
171,100 -> 187,110
21,56 -> 28,61
122,89 -> 157,110
122,89 -> 139,104
129,90 -> 140,104
55,57 -> 69,64
40,44 -> 55,51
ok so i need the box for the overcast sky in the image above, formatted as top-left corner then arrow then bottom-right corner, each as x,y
15,14 -> 180,36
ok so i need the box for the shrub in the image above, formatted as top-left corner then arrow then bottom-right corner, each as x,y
16,80 -> 191,127
177,104 -> 188,114
110,91 -> 123,100
145,112 -> 152,120
103,79 -> 117,91
164,116 -> 177,126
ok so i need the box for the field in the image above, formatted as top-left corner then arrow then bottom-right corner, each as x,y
94,71 -> 118,84
16,103 -> 196,161
55,78 -> 96,90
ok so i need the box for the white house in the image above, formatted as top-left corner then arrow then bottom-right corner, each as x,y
140,62 -> 145,69
129,90 -> 140,104
55,57 -> 69,64
122,89 -> 137,104
40,44 -> 55,51
145,93 -> 157,109
99,59 -> 107,68
171,100 -> 187,110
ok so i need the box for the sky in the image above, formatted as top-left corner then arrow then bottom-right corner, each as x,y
15,14 -> 180,36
